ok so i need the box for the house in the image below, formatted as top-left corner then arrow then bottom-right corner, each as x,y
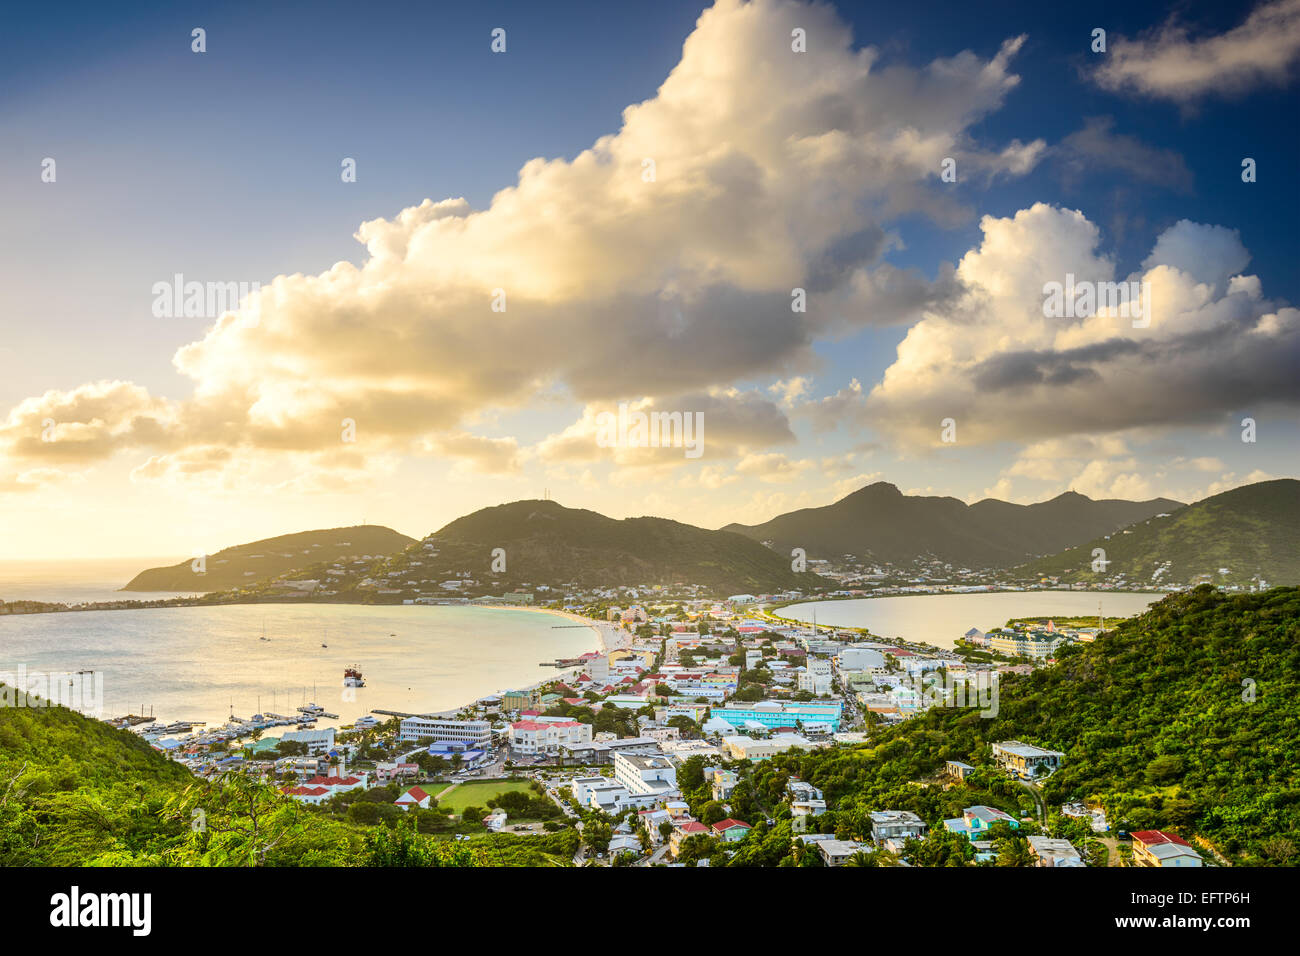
787,779 -> 824,802
608,833 -> 642,856
375,761 -> 419,782
869,810 -> 929,844
711,768 -> 738,801
1027,835 -> 1085,867
711,819 -> 752,843
670,820 -> 711,856
1131,830 -> 1203,867
943,805 -> 1018,837
394,786 -> 431,811
992,740 -> 1064,778
281,784 -> 332,805
301,773 -> 368,796
484,809 -> 508,832
945,760 -> 975,781
817,839 -> 871,866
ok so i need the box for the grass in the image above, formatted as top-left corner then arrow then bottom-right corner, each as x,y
435,779 -> 534,814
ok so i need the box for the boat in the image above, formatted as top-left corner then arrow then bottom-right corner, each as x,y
343,666 -> 365,688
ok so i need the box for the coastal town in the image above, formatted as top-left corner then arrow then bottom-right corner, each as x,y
102,592 -> 1206,868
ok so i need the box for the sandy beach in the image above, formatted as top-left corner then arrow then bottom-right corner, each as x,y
493,604 -> 630,654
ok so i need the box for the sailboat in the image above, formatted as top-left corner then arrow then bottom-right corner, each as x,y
260,618 -> 270,641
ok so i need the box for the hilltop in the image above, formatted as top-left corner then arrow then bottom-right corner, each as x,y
408,499 -> 825,595
1016,479 -> 1300,587
122,525 -> 416,592
722,481 -> 1182,568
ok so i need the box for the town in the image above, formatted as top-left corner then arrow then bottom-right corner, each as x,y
122,593 -> 1206,868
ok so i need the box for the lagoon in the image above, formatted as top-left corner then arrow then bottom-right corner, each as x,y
0,602 -> 599,730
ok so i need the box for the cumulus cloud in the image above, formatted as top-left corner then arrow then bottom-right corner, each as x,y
0,0 -> 1042,494
865,204 -> 1300,447
1092,0 -> 1300,101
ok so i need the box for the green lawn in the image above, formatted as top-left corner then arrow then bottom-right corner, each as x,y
435,779 -> 533,813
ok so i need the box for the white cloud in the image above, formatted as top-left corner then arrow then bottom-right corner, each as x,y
1093,0 -> 1300,101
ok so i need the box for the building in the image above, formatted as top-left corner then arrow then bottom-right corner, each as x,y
869,810 -> 929,844
374,761 -> 419,781
502,689 -> 539,712
722,733 -> 818,761
817,839 -> 870,866
711,819 -> 752,843
1027,835 -> 1085,867
711,768 -> 738,802
484,809 -> 508,831
986,628 -> 1067,660
670,820 -> 711,857
945,760 -> 975,781
398,716 -> 492,748
394,786 -> 431,810
280,727 -> 336,755
714,700 -> 843,733
838,646 -> 885,670
944,805 -> 1019,837
1131,830 -> 1203,867
797,658 -> 833,695
509,719 -> 593,755
612,751 -> 679,802
281,784 -> 332,805
992,740 -> 1064,778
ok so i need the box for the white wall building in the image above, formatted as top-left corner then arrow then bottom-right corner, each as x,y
398,717 -> 492,747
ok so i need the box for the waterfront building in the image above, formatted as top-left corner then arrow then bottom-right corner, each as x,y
397,716 -> 492,748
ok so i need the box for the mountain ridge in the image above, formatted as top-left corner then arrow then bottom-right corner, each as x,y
721,480 -> 1184,568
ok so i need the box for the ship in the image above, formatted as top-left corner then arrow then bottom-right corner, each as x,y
343,666 -> 365,688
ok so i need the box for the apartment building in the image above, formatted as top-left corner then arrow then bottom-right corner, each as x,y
397,716 -> 492,748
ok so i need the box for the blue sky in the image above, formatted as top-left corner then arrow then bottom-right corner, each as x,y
1,0 -> 1297,558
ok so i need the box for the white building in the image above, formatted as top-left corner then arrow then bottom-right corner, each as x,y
398,717 -> 492,748
838,646 -> 885,670
509,719 -> 593,755
613,751 -> 679,801
280,727 -> 336,755
798,658 -> 833,695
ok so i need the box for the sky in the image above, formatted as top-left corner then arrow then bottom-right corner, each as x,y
1,0 -> 1298,560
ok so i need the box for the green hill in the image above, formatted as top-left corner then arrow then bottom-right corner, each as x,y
722,481 -> 1181,568
122,525 -> 417,592
412,499 -> 826,594
1015,479 -> 1300,587
726,586 -> 1300,865
0,688 -> 567,866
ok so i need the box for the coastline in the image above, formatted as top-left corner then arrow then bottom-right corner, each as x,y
490,604 -> 629,655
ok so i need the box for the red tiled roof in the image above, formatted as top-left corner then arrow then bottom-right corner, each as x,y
1131,830 -> 1192,847
396,786 -> 430,803
677,821 -> 710,833
283,785 -> 330,796
711,818 -> 751,832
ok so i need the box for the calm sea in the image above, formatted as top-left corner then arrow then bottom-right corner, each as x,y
780,590 -> 1169,648
0,557 -> 193,604
0,599 -> 598,730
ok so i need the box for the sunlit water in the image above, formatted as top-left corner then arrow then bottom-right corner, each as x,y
780,590 -> 1169,649
0,602 -> 598,731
